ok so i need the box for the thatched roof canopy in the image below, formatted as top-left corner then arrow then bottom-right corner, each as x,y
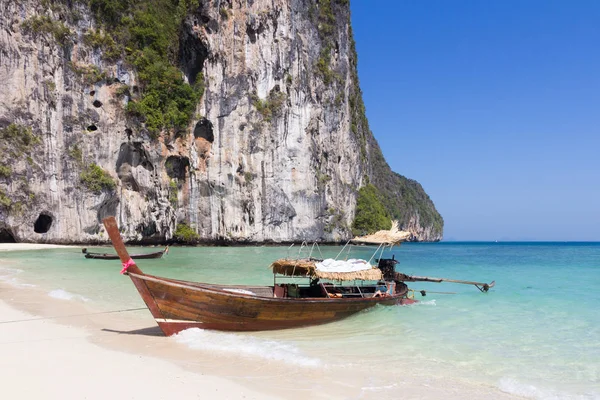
351,221 -> 412,245
271,258 -> 316,277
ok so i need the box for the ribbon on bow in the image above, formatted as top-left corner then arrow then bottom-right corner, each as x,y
121,258 -> 136,274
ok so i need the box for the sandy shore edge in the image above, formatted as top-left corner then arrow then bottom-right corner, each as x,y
0,243 -> 78,251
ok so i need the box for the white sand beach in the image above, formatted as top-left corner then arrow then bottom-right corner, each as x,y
0,296 -> 281,400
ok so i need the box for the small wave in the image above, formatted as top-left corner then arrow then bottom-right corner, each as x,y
415,299 -> 437,306
174,328 -> 321,367
48,289 -> 90,302
0,277 -> 36,288
0,266 -> 24,278
498,377 -> 598,400
0,267 -> 36,287
361,383 -> 398,391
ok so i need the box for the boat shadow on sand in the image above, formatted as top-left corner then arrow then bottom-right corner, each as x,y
101,326 -> 164,337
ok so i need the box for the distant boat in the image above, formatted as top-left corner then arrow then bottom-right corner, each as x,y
82,246 -> 168,260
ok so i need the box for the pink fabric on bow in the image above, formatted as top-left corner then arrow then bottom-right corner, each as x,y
121,258 -> 135,274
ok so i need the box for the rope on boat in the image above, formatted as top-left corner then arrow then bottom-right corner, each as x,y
408,289 -> 458,298
0,307 -> 147,325
418,290 -> 457,296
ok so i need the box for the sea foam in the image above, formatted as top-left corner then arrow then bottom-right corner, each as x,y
360,383 -> 398,392
48,289 -> 90,302
414,299 -> 437,306
174,328 -> 321,367
498,377 -> 599,400
0,267 -> 36,287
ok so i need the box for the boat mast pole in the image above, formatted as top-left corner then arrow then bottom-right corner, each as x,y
367,243 -> 384,265
335,240 -> 351,260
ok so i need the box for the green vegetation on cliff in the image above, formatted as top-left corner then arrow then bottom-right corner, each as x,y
83,0 -> 203,135
80,163 -> 116,194
21,15 -> 73,45
25,0 -> 202,135
21,1 -> 201,134
0,123 -> 41,183
0,123 -> 41,213
251,88 -> 287,123
174,223 -> 199,243
0,123 -> 41,153
0,189 -> 11,208
368,142 -> 444,235
313,0 -> 347,86
351,184 -> 391,235
0,165 -> 11,178
169,180 -> 178,207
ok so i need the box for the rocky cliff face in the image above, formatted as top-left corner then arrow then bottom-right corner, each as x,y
0,0 -> 443,244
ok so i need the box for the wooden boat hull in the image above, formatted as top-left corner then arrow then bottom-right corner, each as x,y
84,253 -> 121,260
83,248 -> 167,260
128,272 -> 414,335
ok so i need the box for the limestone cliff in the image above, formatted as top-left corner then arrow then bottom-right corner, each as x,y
0,0 -> 443,244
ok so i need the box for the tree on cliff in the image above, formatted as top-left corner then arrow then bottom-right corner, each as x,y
352,184 -> 392,236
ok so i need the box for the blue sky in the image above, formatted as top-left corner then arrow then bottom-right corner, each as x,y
350,0 -> 600,241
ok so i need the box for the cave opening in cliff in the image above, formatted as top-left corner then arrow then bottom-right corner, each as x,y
193,118 -> 214,142
179,14 -> 209,86
0,228 -> 16,243
165,156 -> 190,180
34,213 -> 53,234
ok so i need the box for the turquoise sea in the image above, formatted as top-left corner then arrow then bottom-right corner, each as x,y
1,242 -> 599,399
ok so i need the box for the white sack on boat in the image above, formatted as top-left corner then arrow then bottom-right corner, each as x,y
315,258 -> 372,273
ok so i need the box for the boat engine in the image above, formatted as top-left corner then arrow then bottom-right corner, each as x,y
377,256 -> 398,281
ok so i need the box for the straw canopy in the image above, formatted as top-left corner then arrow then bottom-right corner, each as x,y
270,258 -> 383,281
270,258 -> 316,277
351,220 -> 412,245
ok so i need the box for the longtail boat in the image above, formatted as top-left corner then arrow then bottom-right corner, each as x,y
82,246 -> 168,260
102,216 -> 494,336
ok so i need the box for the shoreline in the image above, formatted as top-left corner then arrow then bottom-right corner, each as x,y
0,243 -> 78,251
0,261 -> 524,399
